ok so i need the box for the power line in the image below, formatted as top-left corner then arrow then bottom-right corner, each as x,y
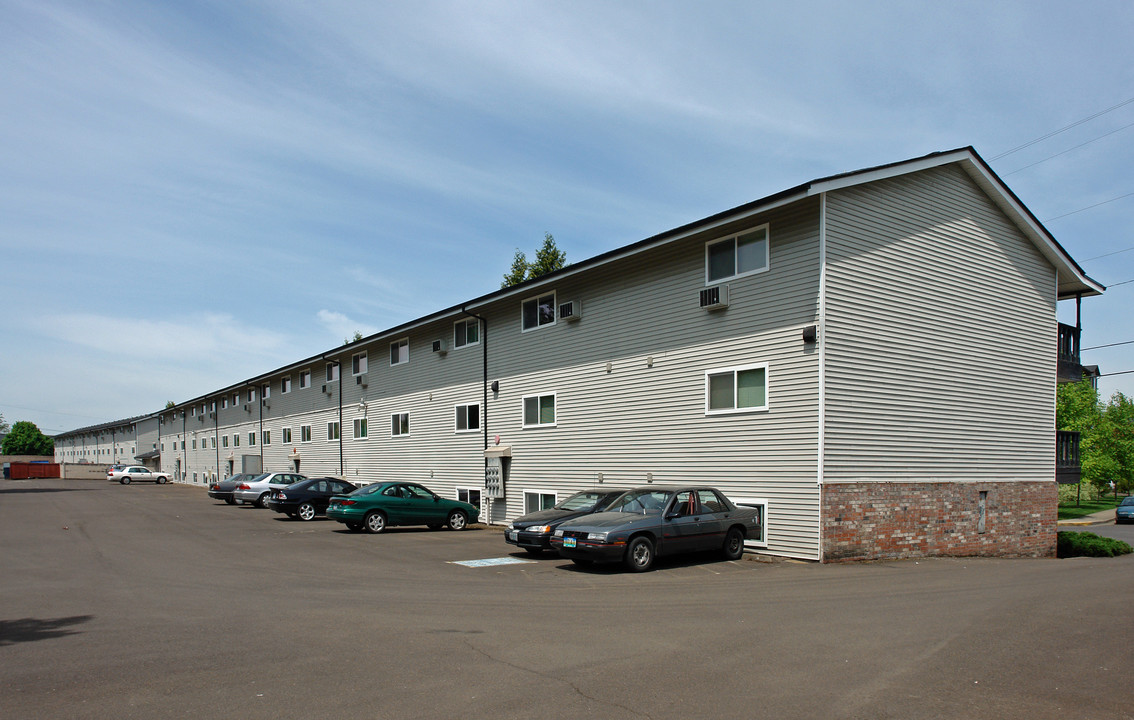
1083,247 -> 1134,262
1005,120 -> 1134,175
1084,340 -> 1134,351
1045,191 -> 1134,222
992,96 -> 1134,160
1100,369 -> 1134,377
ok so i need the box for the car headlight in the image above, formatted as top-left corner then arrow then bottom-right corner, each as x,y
553,529 -> 564,537
506,523 -> 515,531
526,525 -> 551,534
587,532 -> 609,542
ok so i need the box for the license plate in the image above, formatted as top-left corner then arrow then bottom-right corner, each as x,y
563,537 -> 577,548
507,531 -> 518,541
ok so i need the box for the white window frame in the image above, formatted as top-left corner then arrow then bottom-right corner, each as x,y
233,434 -> 240,447
248,432 -> 256,447
457,487 -> 481,508
327,421 -> 340,441
248,388 -> 256,403
299,370 -> 311,389
732,497 -> 768,547
523,490 -> 557,514
281,376 -> 292,394
282,427 -> 292,444
454,403 -> 480,433
705,362 -> 769,415
352,352 -> 368,375
221,397 -> 228,409
391,412 -> 410,437
300,425 -> 312,443
705,224 -> 770,284
521,292 -> 556,333
353,417 -> 368,440
521,393 -> 557,428
390,338 -> 409,366
262,430 -> 271,445
326,363 -> 339,382
232,393 -> 240,406
221,436 -> 228,449
262,384 -> 270,399
210,437 -> 216,449
454,319 -> 480,348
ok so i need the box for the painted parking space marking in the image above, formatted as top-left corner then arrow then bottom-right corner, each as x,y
450,557 -> 538,568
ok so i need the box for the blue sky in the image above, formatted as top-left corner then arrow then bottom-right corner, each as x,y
2,0 -> 1132,436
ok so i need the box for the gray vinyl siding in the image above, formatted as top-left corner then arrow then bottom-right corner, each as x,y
822,165 -> 1057,484
479,199 -> 823,559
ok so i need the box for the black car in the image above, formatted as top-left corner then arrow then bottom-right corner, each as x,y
550,485 -> 761,572
208,473 -> 256,504
505,488 -> 630,555
266,477 -> 358,521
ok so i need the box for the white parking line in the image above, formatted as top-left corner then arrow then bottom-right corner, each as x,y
449,557 -> 538,568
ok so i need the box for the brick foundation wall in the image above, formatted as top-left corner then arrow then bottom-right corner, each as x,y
820,481 -> 1057,562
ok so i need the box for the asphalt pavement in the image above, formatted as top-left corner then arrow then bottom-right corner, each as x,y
2,478 -> 1132,720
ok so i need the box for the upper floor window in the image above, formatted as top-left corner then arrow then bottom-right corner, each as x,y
353,418 -> 368,439
281,376 -> 292,394
706,225 -> 769,283
391,412 -> 410,437
232,393 -> 240,406
706,363 -> 768,414
352,352 -> 368,375
390,338 -> 409,366
522,394 -> 556,427
221,397 -> 228,409
299,370 -> 311,389
454,319 -> 480,348
327,422 -> 340,441
247,388 -> 256,403
262,384 -> 270,399
326,363 -> 339,382
455,403 -> 480,432
521,293 -> 556,332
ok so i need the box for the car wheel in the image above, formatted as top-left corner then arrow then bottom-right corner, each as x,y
570,558 -> 593,567
157,476 -> 167,484
296,503 -> 316,521
224,497 -> 236,505
722,527 -> 744,560
447,510 -> 468,531
345,522 -> 363,532
624,536 -> 654,572
257,493 -> 270,508
364,511 -> 387,534
120,477 -> 131,485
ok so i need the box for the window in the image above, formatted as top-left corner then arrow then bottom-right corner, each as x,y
282,427 -> 292,444
352,352 -> 368,375
180,440 -> 185,450
190,407 -> 196,417
457,488 -> 481,508
454,319 -> 479,348
247,388 -> 256,403
262,430 -> 270,445
327,422 -> 340,441
300,425 -> 311,443
222,397 -> 228,409
262,384 -> 270,399
706,363 -> 768,413
522,394 -> 556,427
733,498 -> 767,545
455,403 -> 480,432
281,376 -> 292,394
191,439 -> 196,449
233,434 -> 240,447
209,401 -> 216,412
248,432 -> 256,446
521,292 -> 556,331
210,437 -> 216,449
222,436 -> 228,448
524,491 -> 556,513
232,393 -> 239,406
299,370 -> 311,389
353,418 -> 368,439
390,338 -> 409,366
391,413 -> 410,437
706,225 -> 769,283
326,363 -> 339,382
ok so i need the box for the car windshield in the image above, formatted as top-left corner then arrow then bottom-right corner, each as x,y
555,491 -> 609,512
350,483 -> 387,496
248,473 -> 270,483
607,489 -> 673,514
1121,497 -> 1134,506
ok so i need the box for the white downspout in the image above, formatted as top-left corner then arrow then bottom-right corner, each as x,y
817,192 -> 828,562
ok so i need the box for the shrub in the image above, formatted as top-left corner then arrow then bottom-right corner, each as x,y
1057,531 -> 1133,558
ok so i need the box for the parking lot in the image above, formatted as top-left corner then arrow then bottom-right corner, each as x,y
2,478 -> 1132,719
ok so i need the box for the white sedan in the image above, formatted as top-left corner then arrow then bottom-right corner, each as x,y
111,466 -> 171,484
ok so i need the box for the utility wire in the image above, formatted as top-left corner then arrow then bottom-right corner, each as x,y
1005,120 -> 1134,175
1083,340 -> 1134,351
992,96 -> 1134,160
1083,247 -> 1134,262
1100,369 -> 1134,377
1045,191 -> 1134,222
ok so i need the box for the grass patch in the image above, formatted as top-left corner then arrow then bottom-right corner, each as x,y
1057,497 -> 1126,520
1057,531 -> 1133,558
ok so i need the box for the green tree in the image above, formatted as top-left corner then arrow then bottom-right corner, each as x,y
2,421 -> 54,456
343,330 -> 364,345
1057,381 -> 1134,499
0,411 -> 9,435
165,400 -> 175,409
501,233 -> 568,288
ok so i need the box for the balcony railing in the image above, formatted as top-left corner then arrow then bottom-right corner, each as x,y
1058,323 -> 1082,383
1056,430 -> 1081,484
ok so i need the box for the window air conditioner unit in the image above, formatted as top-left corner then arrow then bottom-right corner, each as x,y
699,284 -> 729,311
558,300 -> 581,322
262,400 -> 270,410
243,403 -> 251,412
432,339 -> 448,355
322,384 -> 332,395
356,374 -> 368,387
209,412 -> 215,419
198,414 -> 204,422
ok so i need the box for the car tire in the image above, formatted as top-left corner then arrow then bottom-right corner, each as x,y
257,493 -> 270,509
722,527 -> 744,560
120,477 -> 131,485
624,536 -> 654,572
447,510 -> 468,531
364,511 -> 387,534
156,476 -> 167,484
296,503 -> 316,521
225,497 -> 236,505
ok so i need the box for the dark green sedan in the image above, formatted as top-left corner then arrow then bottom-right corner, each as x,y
326,481 -> 479,534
